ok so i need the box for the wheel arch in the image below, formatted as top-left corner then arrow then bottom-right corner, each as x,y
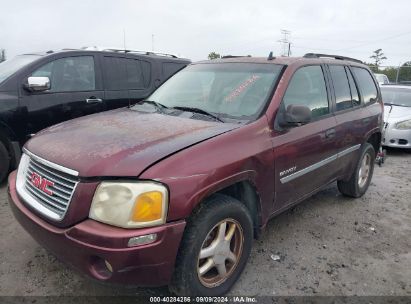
366,131 -> 381,156
188,173 -> 263,239
0,120 -> 20,168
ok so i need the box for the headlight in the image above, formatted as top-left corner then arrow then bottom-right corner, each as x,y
395,119 -> 411,130
89,181 -> 168,228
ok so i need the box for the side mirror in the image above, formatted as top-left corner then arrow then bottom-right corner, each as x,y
281,104 -> 312,127
25,76 -> 50,92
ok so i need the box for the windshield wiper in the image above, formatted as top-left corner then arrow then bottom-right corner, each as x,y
384,103 -> 409,107
135,100 -> 169,112
172,106 -> 224,122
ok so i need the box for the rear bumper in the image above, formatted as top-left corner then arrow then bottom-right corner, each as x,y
8,171 -> 186,286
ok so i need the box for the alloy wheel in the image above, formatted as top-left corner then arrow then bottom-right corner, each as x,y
197,218 -> 244,288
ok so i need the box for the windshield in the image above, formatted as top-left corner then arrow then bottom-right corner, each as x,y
381,87 -> 411,107
375,74 -> 386,82
0,55 -> 42,83
138,63 -> 283,121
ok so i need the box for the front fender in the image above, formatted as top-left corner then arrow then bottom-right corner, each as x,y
156,170 -> 258,222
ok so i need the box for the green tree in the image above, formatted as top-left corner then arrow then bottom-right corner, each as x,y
208,52 -> 221,60
378,67 -> 398,82
398,61 -> 411,82
369,49 -> 387,72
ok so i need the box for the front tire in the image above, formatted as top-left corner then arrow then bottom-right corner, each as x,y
338,143 -> 375,197
170,194 -> 253,296
0,141 -> 10,183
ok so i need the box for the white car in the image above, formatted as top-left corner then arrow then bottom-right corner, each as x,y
381,85 -> 411,148
375,73 -> 390,85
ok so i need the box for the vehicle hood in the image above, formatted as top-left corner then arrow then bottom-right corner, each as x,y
25,108 -> 240,177
384,105 -> 411,122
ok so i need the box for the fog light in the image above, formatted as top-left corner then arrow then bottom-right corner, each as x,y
104,260 -> 113,272
128,233 -> 157,247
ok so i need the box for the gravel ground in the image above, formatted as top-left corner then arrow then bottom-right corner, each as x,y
0,148 -> 410,297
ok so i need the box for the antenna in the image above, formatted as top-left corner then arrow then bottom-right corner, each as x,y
152,34 -> 155,52
123,29 -> 126,50
267,51 -> 275,60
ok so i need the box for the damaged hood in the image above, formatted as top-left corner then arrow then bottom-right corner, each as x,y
25,108 -> 239,177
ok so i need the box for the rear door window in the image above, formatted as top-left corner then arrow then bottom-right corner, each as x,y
126,59 -> 144,89
352,67 -> 378,104
329,65 -> 352,111
346,67 -> 360,106
283,65 -> 329,119
31,56 -> 95,92
104,56 -> 148,90
103,56 -> 128,90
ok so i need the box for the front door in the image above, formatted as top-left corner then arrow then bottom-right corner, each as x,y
20,55 -> 105,136
272,65 -> 339,212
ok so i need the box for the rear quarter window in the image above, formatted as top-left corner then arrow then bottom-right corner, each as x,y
352,67 -> 378,105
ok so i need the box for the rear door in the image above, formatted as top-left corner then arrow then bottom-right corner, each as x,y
19,54 -> 105,135
126,56 -> 154,104
272,65 -> 338,211
101,55 -> 130,110
327,65 -> 365,176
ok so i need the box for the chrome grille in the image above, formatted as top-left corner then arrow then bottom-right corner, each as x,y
16,151 -> 79,221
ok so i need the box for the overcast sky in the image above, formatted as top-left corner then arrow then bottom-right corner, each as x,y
1,0 -> 410,66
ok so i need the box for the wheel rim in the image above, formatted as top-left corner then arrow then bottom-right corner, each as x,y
197,218 -> 244,288
358,153 -> 371,188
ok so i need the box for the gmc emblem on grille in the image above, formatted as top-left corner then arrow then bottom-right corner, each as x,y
31,172 -> 54,195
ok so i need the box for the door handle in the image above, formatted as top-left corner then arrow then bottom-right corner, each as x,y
325,128 -> 336,139
86,98 -> 103,104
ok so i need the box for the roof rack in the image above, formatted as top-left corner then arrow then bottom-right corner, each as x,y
102,48 -> 178,58
221,55 -> 252,59
303,53 -> 363,64
79,46 -> 179,58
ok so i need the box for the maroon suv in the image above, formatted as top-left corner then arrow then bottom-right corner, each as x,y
8,53 -> 383,295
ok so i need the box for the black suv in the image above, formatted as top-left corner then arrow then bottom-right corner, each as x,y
0,48 -> 190,181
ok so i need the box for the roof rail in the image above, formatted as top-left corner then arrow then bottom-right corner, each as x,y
221,55 -> 252,59
303,53 -> 363,64
102,48 -> 178,58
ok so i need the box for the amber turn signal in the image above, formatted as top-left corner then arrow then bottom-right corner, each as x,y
132,191 -> 163,222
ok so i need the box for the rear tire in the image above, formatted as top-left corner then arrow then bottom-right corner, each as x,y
170,194 -> 253,296
338,143 -> 375,198
0,141 -> 10,183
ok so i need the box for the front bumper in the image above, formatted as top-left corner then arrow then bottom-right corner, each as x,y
8,171 -> 186,286
382,124 -> 411,149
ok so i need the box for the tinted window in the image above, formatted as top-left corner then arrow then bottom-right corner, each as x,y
104,56 -> 127,90
140,60 -> 151,87
162,62 -> 186,80
104,57 -> 147,90
346,67 -> 360,106
283,65 -> 329,118
32,56 -> 95,92
126,59 -> 144,89
352,67 -> 378,104
329,65 -> 352,111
